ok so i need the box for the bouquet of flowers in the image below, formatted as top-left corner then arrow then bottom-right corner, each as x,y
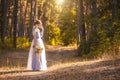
34,46 -> 43,54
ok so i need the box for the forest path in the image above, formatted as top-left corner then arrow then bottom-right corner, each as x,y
0,45 -> 120,80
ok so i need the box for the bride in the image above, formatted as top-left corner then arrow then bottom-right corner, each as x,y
27,20 -> 47,71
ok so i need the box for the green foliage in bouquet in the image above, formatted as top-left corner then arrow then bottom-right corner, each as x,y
34,46 -> 43,54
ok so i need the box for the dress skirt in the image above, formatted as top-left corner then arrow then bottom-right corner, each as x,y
27,39 -> 47,71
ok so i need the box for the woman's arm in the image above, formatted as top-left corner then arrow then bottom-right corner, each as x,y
41,27 -> 44,37
39,26 -> 44,38
33,29 -> 36,48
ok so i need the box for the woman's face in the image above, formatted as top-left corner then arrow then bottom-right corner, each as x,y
34,24 -> 40,28
38,23 -> 42,28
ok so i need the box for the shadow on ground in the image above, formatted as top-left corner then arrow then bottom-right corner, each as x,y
0,46 -> 120,80
0,59 -> 120,80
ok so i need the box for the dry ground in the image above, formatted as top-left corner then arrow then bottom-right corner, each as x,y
0,45 -> 120,80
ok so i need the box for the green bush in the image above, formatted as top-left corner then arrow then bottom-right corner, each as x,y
0,37 -> 13,49
46,22 -> 62,46
0,37 -> 31,51
17,37 -> 31,49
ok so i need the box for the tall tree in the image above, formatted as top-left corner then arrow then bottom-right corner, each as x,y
79,0 -> 86,41
18,0 -> 24,37
23,0 -> 29,36
7,0 -> 14,37
0,0 -> 2,40
1,0 -> 9,46
13,0 -> 18,48
112,0 -> 117,21
28,0 -> 37,41
76,0 -> 80,46
77,0 -> 86,55
41,1 -> 49,40
91,0 -> 98,31
76,0 -> 86,43
112,0 -> 119,57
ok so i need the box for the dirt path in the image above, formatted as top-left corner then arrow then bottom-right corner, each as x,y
0,46 -> 120,80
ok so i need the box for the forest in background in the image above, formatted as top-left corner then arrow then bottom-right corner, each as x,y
0,0 -> 120,58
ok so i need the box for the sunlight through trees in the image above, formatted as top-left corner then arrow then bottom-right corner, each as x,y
57,0 -> 64,5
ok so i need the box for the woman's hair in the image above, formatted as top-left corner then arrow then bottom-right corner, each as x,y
34,20 -> 41,25
34,20 -> 44,37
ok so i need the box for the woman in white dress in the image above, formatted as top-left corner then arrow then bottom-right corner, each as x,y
27,20 -> 47,71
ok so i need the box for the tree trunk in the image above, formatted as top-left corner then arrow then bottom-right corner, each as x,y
18,0 -> 24,37
28,0 -> 37,41
112,0 -> 119,59
23,0 -> 28,36
1,0 -> 9,46
41,2 -> 48,41
42,14 -> 47,41
112,0 -> 117,21
91,0 -> 98,31
79,0 -> 86,41
28,0 -> 33,41
33,0 -> 37,20
76,0 -> 80,46
0,0 -> 2,40
77,0 -> 86,42
77,0 -> 86,55
38,1 -> 44,19
13,0 -> 18,48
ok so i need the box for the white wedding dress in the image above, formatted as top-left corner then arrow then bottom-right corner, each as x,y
27,28 -> 47,71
